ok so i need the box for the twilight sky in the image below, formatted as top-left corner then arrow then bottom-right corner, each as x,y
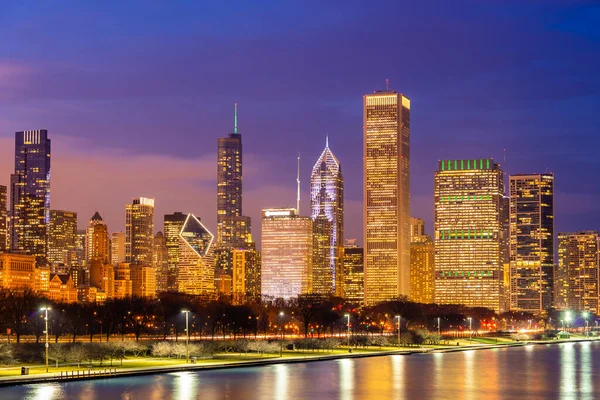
1,1 -> 599,247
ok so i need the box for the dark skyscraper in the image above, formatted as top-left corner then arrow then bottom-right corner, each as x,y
10,129 -> 51,265
217,104 -> 250,249
0,185 -> 7,252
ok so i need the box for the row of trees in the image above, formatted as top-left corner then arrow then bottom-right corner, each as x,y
0,289 -> 580,344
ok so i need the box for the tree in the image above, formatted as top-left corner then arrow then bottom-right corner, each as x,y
294,295 -> 324,337
67,344 -> 88,368
46,343 -> 68,368
49,306 -> 69,343
0,289 -> 42,343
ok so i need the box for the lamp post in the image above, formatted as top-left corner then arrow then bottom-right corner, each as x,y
344,314 -> 351,351
582,312 -> 589,336
279,312 -> 284,357
181,310 -> 190,363
565,311 -> 571,333
468,317 -> 472,344
41,307 -> 51,372
561,319 -> 565,331
396,316 -> 401,348
437,317 -> 441,337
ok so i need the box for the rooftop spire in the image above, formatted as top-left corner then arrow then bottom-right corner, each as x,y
297,154 -> 301,214
325,134 -> 329,148
233,103 -> 238,134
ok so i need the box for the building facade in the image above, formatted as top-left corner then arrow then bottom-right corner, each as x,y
164,212 -> 187,292
177,214 -> 215,295
47,210 -> 78,267
557,231 -> 599,313
111,232 -> 126,265
232,248 -> 261,303
261,208 -> 313,300
363,90 -> 411,305
343,239 -> 364,305
409,218 -> 435,304
153,231 -> 168,293
434,159 -> 505,313
10,130 -> 51,266
0,185 -> 7,252
85,212 -> 105,265
126,197 -> 155,265
310,138 -> 344,297
131,264 -> 157,298
509,174 -> 554,314
0,253 -> 37,290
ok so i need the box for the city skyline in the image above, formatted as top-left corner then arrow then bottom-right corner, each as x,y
1,2 -> 598,247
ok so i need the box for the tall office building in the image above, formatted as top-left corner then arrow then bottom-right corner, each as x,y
509,174 -> 554,314
232,248 -> 261,303
557,231 -> 599,313
177,213 -> 215,295
409,218 -> 435,304
343,239 -> 364,305
217,104 -> 251,249
91,222 -> 110,263
261,208 -> 313,300
73,230 -> 86,268
0,185 -> 7,252
363,89 -> 411,305
85,212 -> 105,264
164,212 -> 187,292
153,231 -> 168,293
111,232 -> 126,265
131,264 -> 157,298
434,159 -> 505,313
310,138 -> 344,297
10,129 -> 51,265
47,210 -> 78,267
126,197 -> 155,265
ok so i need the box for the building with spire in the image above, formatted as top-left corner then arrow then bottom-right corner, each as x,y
310,137 -> 344,296
217,103 -> 251,250
10,129 -> 51,266
85,212 -> 105,265
363,89 -> 411,305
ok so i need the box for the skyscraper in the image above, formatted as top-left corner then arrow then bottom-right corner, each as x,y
126,197 -> 155,265
91,221 -> 110,264
343,239 -> 364,306
310,138 -> 344,297
164,212 -> 187,292
47,210 -> 78,267
261,208 -> 312,300
111,232 -> 126,265
0,185 -> 7,252
177,213 -> 215,295
10,129 -> 51,265
217,104 -> 251,249
509,174 -> 554,315
434,159 -> 505,313
232,248 -> 261,303
85,212 -> 105,265
153,231 -> 168,293
557,231 -> 599,313
363,89 -> 411,305
409,218 -> 435,304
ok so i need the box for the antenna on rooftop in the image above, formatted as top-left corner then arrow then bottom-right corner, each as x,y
296,154 -> 301,214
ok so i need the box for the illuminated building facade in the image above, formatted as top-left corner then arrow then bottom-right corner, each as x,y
557,231 -> 599,313
434,159 -> 505,313
0,253 -> 37,290
409,218 -> 435,304
126,197 -> 155,265
47,274 -> 78,303
363,90 -> 411,305
178,213 -> 215,295
310,138 -> 344,297
114,263 -> 133,298
91,222 -> 110,263
10,129 -> 51,266
164,212 -> 187,292
217,104 -> 251,249
153,231 -> 168,293
214,248 -> 233,295
343,239 -> 364,305
131,264 -> 157,298
0,185 -> 7,252
232,248 -> 261,303
85,212 -> 105,264
47,210 -> 78,267
261,208 -> 312,300
509,174 -> 554,314
111,232 -> 126,265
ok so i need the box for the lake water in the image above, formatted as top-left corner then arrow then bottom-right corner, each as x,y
2,341 -> 599,399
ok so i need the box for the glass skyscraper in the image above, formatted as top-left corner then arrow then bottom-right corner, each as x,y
178,213 -> 215,295
434,159 -> 505,313
363,90 -> 411,305
47,210 -> 78,267
126,197 -> 155,266
10,129 -> 51,266
509,174 -> 554,314
164,212 -> 187,292
310,138 -> 344,297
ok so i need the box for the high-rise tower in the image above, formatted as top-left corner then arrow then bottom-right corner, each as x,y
126,197 -> 155,265
310,137 -> 344,296
0,185 -> 7,252
47,210 -> 78,267
10,129 -> 51,265
178,213 -> 215,295
434,159 -> 505,313
363,89 -> 411,305
85,212 -> 105,265
164,212 -> 187,292
509,174 -> 554,314
217,103 -> 250,249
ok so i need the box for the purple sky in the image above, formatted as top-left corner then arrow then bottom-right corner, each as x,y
1,1 -> 599,247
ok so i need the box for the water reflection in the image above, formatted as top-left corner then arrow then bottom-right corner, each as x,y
560,343 -> 576,398
339,358 -> 354,400
172,371 -> 199,400
580,342 -> 593,399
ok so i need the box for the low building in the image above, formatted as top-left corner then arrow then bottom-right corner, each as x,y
48,274 -> 78,303
0,253 -> 37,291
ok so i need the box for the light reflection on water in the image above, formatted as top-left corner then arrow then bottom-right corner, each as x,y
4,342 -> 600,400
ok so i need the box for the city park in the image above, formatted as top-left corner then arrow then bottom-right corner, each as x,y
0,288 -> 596,383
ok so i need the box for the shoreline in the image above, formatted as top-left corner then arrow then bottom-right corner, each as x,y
0,337 -> 597,387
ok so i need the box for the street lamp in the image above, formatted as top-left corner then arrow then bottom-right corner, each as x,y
561,319 -> 565,331
41,307 -> 51,372
344,314 -> 351,351
437,317 -> 441,337
279,312 -> 284,357
468,317 -> 473,344
582,312 -> 590,336
396,316 -> 401,348
181,310 -> 190,363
